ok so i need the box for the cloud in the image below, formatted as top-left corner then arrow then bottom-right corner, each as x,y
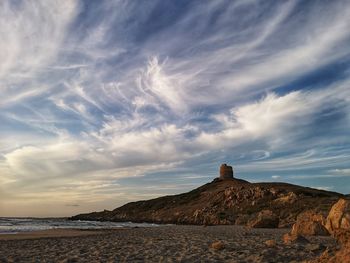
136,57 -> 187,112
4,141 -> 94,178
1,0 -> 350,216
194,92 -> 302,149
330,168 -> 350,176
313,186 -> 334,191
0,0 -> 78,107
271,175 -> 281,179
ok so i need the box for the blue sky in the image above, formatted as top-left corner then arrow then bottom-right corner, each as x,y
1,0 -> 350,217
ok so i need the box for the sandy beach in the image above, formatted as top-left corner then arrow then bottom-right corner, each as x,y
0,225 -> 337,263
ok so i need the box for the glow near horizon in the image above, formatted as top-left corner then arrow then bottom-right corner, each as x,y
0,0 -> 350,217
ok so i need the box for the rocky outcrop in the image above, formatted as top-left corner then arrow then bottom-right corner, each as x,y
333,228 -> 350,246
325,198 -> 350,234
192,208 -> 232,225
329,243 -> 350,263
303,199 -> 350,263
273,192 -> 298,204
219,164 -> 233,180
71,174 -> 343,227
290,210 -> 329,236
247,210 -> 279,228
309,229 -> 350,263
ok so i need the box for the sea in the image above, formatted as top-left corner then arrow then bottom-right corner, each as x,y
0,217 -> 158,234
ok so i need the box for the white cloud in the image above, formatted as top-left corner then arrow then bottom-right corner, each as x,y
329,169 -> 350,177
1,0 -> 350,215
195,91 -> 311,150
3,80 -> 348,210
238,149 -> 350,173
5,142 -> 93,178
313,186 -> 334,191
0,0 -> 78,106
217,2 -> 350,94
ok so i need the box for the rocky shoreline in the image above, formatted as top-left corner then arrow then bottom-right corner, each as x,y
66,166 -> 350,262
71,176 -> 342,228
2,183 -> 350,262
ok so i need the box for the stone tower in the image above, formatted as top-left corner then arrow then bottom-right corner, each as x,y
219,164 -> 234,180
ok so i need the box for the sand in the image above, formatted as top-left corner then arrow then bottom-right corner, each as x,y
0,225 -> 337,263
0,229 -> 102,241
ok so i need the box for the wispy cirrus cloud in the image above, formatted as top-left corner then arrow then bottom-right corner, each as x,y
1,0 -> 350,216
0,1 -> 78,106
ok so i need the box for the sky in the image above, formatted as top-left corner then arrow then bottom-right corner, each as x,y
1,0 -> 350,217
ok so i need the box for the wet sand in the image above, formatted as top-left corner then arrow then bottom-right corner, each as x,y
0,225 -> 337,263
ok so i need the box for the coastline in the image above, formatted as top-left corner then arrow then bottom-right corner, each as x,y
0,225 -> 336,262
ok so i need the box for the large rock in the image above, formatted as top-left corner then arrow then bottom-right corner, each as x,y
210,241 -> 225,250
283,233 -> 309,244
308,230 -> 350,263
219,164 -> 234,180
265,239 -> 277,247
325,198 -> 350,234
291,210 -> 329,236
308,199 -> 350,263
333,229 -> 350,246
247,210 -> 279,228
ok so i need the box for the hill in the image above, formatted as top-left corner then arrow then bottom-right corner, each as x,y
70,177 -> 344,227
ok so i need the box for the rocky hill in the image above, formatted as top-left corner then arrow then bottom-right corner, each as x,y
70,175 -> 344,227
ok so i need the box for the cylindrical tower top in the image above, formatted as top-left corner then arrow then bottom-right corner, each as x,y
219,164 -> 234,180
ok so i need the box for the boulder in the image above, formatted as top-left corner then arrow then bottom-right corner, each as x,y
210,241 -> 225,250
265,239 -> 277,247
308,200 -> 350,263
291,210 -> 329,236
325,198 -> 350,234
247,210 -> 279,228
308,230 -> 350,263
282,233 -> 309,244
